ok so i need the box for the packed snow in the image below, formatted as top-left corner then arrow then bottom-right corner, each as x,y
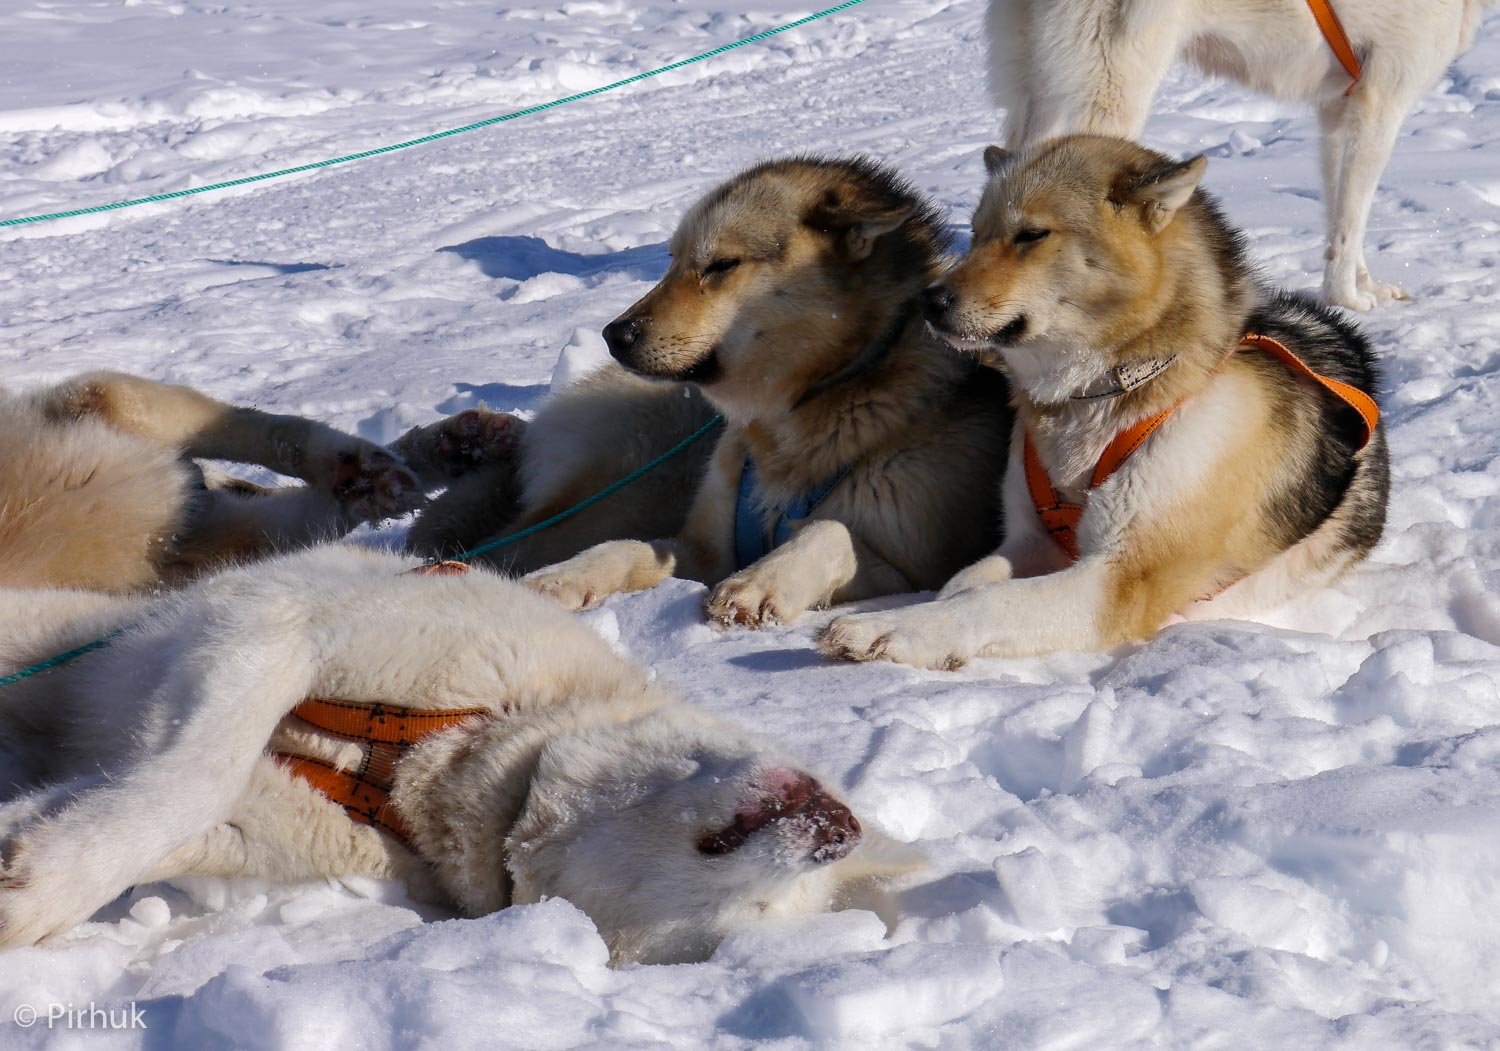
3,0 -> 1500,1046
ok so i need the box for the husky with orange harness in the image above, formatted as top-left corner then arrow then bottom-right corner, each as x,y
0,547 -> 919,964
985,0 -> 1497,310
820,135 -> 1389,670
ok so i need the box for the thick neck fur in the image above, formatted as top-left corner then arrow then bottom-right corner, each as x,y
1011,198 -> 1255,494
733,305 -> 969,500
390,684 -> 672,916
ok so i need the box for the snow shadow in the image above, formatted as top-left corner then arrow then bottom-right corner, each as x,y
439,235 -> 669,282
436,381 -> 549,414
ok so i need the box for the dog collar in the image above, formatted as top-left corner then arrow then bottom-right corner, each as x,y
1069,355 -> 1178,401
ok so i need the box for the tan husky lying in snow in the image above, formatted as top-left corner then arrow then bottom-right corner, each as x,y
0,547 -> 919,965
821,136 -> 1389,669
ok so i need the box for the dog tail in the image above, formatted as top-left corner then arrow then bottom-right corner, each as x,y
0,404 -> 191,592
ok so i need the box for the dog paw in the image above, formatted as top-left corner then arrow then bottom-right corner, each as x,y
522,568 -> 604,612
818,612 -> 967,671
1324,277 -> 1408,312
330,446 -> 425,522
706,575 -> 802,629
392,410 -> 525,483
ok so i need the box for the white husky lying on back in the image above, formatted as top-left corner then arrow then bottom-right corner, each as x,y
0,547 -> 916,965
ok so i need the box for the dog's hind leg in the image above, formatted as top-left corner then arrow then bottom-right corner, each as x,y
0,607 -> 316,947
38,372 -> 422,520
1320,73 -> 1429,310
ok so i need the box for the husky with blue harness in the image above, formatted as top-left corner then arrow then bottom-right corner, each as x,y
524,157 -> 1012,627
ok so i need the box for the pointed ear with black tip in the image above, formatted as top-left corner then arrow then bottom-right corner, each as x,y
982,145 -> 1012,177
1123,154 -> 1207,234
805,195 -> 916,262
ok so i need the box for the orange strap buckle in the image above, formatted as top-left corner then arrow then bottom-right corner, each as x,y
1026,332 -> 1379,563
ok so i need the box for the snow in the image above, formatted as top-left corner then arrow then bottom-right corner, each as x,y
3,1 -> 1500,1046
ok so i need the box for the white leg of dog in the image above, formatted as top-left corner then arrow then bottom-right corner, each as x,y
0,617 -> 315,947
706,519 -> 909,628
820,558 -> 1109,670
522,539 -> 680,612
1321,78 -> 1416,310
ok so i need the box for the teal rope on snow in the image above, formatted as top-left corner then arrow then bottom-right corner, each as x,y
0,0 -> 866,228
0,415 -> 725,689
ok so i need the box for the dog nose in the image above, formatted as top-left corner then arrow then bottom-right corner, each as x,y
603,317 -> 643,360
697,769 -> 861,862
921,283 -> 956,323
798,784 -> 861,862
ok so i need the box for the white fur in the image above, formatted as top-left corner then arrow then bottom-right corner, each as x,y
987,0 -> 1487,309
0,548 -> 920,964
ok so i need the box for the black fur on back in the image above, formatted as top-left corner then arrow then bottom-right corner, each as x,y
1245,289 -> 1390,557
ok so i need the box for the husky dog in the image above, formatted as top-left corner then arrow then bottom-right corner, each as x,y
986,0 -> 1497,310
820,136 -> 1390,670
0,547 -> 917,965
510,157 -> 1011,627
0,371 -> 422,592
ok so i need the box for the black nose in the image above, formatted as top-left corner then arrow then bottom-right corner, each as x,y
603,317 -> 643,361
921,284 -> 956,323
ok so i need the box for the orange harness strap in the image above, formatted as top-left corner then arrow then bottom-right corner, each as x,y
1025,333 -> 1379,563
273,697 -> 492,847
1305,0 -> 1362,94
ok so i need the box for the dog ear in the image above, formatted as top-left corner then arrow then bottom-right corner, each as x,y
805,192 -> 916,261
1122,154 -> 1207,233
982,145 -> 1011,177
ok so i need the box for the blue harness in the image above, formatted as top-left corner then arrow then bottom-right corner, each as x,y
733,457 -> 851,571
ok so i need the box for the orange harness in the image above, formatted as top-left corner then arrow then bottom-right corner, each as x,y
272,559 -> 490,848
1305,0 -> 1362,94
273,697 -> 493,847
1024,332 -> 1380,563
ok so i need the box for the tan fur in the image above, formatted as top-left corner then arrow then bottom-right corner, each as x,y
0,372 -> 423,592
521,158 -> 1011,624
820,135 -> 1389,669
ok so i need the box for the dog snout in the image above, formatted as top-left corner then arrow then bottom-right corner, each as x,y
696,769 -> 861,862
603,316 -> 644,362
921,283 -> 957,327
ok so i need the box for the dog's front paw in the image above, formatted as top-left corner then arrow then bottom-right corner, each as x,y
331,446 -> 425,522
523,567 -> 605,612
818,610 -> 968,671
392,410 -> 525,483
706,573 -> 805,629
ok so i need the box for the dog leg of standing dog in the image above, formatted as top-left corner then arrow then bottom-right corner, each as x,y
0,609 -> 316,948
1320,75 -> 1418,311
38,372 -> 423,521
706,520 -> 911,628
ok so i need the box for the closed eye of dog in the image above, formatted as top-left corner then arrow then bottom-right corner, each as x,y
702,258 -> 742,279
1013,228 -> 1051,246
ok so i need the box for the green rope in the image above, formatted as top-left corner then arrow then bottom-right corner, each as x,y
0,631 -> 126,690
0,413 -> 725,689
449,412 -> 724,564
0,0 -> 866,229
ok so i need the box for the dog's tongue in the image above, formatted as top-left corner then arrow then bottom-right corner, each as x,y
696,769 -> 861,861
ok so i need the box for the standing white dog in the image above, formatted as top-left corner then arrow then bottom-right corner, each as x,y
0,548 -> 917,965
987,0 -> 1495,310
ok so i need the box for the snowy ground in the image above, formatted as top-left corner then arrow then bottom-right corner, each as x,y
4,1 -> 1500,1047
